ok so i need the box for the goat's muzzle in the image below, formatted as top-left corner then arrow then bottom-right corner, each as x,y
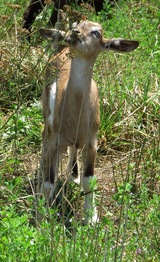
65,29 -> 81,45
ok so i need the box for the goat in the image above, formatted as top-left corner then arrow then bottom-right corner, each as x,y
39,19 -> 139,224
22,0 -> 106,41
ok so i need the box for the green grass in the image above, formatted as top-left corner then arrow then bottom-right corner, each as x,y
0,0 -> 160,261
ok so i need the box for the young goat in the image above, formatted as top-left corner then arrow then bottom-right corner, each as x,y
39,20 -> 139,224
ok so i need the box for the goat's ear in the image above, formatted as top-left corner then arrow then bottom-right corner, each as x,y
101,38 -> 139,52
39,28 -> 66,41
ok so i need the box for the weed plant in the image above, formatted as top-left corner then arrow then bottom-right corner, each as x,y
0,0 -> 159,261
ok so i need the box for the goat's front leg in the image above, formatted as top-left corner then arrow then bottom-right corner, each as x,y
67,145 -> 80,184
40,136 -> 59,203
82,135 -> 99,225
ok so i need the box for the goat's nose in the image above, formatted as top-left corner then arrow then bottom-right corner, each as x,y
72,29 -> 81,35
65,29 -> 81,44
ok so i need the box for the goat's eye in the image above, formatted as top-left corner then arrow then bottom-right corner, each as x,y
91,30 -> 101,38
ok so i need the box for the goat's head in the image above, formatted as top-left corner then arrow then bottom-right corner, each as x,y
40,20 -> 139,59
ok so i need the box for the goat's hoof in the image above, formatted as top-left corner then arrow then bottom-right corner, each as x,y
41,181 -> 55,200
83,214 -> 99,226
68,175 -> 81,185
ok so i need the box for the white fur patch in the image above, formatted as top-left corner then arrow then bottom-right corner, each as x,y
91,26 -> 101,32
82,176 -> 91,192
114,40 -> 120,46
48,80 -> 57,126
68,174 -> 81,185
83,193 -> 99,225
41,181 -> 55,200
83,177 -> 99,224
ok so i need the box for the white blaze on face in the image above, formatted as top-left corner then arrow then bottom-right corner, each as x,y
48,80 -> 57,126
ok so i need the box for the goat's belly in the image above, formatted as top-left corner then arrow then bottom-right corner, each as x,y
59,119 -> 89,148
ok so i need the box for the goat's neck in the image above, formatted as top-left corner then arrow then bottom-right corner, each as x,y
68,56 -> 96,93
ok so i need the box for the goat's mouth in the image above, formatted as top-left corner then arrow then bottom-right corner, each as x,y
65,30 -> 82,45
65,37 -> 78,45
